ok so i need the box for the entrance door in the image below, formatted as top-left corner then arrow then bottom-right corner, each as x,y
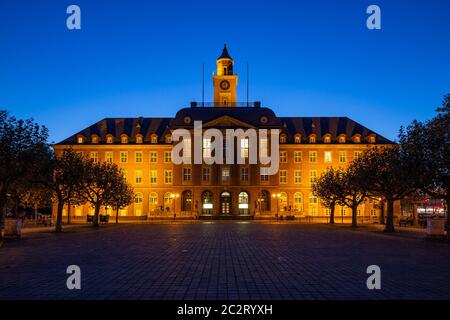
220,192 -> 231,215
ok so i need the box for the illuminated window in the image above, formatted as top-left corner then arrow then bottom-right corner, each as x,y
135,151 -> 143,163
164,151 -> 172,163
260,168 -> 269,182
324,135 -> 331,143
294,192 -> 303,212
92,136 -> 99,144
121,135 -> 128,144
106,135 -> 113,144
339,151 -> 347,163
120,151 -> 128,163
309,151 -> 317,163
203,138 -> 212,159
165,134 -> 172,144
202,167 -> 210,182
241,167 -> 249,182
222,167 -> 230,182
294,151 -> 302,163
183,167 -> 192,181
164,170 -> 172,184
324,151 -> 332,163
135,171 -> 142,184
150,152 -> 157,163
149,193 -> 158,207
136,135 -> 143,144
90,152 -> 98,163
354,151 -> 363,160
151,135 -> 158,144
294,171 -> 302,184
369,136 -> 376,143
150,170 -> 157,184
280,151 -> 287,163
309,170 -> 317,185
280,134 -> 287,143
134,193 -> 143,204
338,135 -> 346,143
77,136 -> 84,144
240,138 -> 249,159
309,135 -> 316,143
105,152 -> 113,163
353,135 -> 361,143
294,134 -> 301,143
279,170 -> 287,184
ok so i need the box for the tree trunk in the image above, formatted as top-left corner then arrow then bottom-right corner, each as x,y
379,201 -> 385,225
67,204 -> 71,225
55,195 -> 64,233
351,203 -> 358,228
329,204 -> 335,224
384,198 -> 395,233
116,208 -> 119,224
93,203 -> 100,228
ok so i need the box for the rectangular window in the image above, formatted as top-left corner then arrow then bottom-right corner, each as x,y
203,138 -> 212,159
150,152 -> 158,163
240,138 -> 249,159
135,151 -> 143,163
241,167 -> 249,182
105,152 -> 113,163
120,151 -> 128,163
164,170 -> 172,184
122,170 -> 127,181
339,151 -> 347,163
279,170 -> 287,184
354,151 -> 363,161
150,170 -> 157,184
324,151 -> 332,163
309,170 -> 317,184
183,138 -> 192,159
90,152 -> 98,163
164,151 -> 172,163
260,168 -> 269,182
222,167 -> 230,182
309,151 -> 317,163
280,151 -> 287,163
294,151 -> 302,163
135,171 -> 142,184
183,167 -> 192,181
294,170 -> 302,184
202,167 -> 210,182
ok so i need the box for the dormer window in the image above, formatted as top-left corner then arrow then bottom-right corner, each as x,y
353,135 -> 361,143
323,134 -> 331,144
294,134 -> 301,143
165,134 -> 172,144
77,136 -> 84,144
368,135 -> 376,143
136,135 -> 143,144
121,135 -> 128,144
91,135 -> 99,144
106,135 -> 114,144
151,135 -> 158,144
309,135 -> 316,143
338,135 -> 346,143
280,134 -> 287,144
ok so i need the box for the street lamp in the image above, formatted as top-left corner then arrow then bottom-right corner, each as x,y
171,193 -> 179,220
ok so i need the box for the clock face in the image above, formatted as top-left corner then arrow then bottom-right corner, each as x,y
220,80 -> 230,90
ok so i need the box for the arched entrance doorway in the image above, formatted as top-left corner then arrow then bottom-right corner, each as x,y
220,191 -> 232,215
201,190 -> 213,215
181,190 -> 192,211
257,190 -> 270,214
238,191 -> 249,215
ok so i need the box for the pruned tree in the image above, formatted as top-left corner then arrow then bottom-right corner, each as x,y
80,161 -> 128,227
0,111 -> 49,239
106,175 -> 134,224
313,168 -> 344,224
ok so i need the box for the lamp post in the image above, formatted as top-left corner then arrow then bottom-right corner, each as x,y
272,193 -> 281,221
172,193 -> 179,221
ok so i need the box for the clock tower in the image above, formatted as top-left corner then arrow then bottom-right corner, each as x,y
213,44 -> 238,107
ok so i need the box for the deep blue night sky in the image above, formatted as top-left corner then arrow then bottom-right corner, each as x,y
1,0 -> 449,143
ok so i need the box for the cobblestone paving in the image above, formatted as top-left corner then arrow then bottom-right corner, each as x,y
1,223 -> 449,300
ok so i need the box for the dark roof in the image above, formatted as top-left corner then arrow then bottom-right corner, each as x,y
218,44 -> 232,60
55,107 -> 393,145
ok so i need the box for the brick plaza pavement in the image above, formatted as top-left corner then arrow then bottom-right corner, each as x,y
0,223 -> 449,300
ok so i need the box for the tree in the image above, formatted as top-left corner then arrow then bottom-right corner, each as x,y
400,94 -> 450,238
354,146 -> 420,232
313,168 -> 344,224
80,161 -> 128,228
39,148 -> 86,232
106,176 -> 134,224
339,162 -> 368,228
0,111 -> 49,239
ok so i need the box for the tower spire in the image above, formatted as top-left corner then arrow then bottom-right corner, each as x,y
218,43 -> 232,60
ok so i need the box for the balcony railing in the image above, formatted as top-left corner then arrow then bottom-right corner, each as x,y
190,101 -> 262,108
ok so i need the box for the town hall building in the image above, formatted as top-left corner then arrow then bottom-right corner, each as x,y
53,45 -> 394,222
